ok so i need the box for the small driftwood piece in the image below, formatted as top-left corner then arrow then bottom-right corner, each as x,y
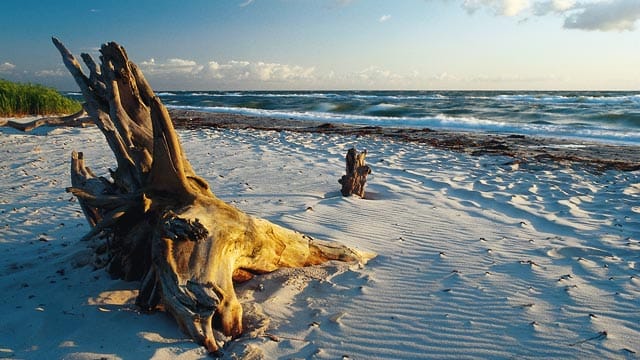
339,147 -> 371,198
52,38 -> 374,355
1,109 -> 91,131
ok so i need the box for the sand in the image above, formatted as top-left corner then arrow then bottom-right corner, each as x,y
0,118 -> 639,359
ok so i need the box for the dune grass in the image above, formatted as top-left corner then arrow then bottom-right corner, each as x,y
0,79 -> 82,117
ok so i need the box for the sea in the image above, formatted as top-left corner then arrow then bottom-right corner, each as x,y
66,90 -> 640,145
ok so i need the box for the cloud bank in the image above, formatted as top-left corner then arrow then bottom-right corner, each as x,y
134,57 -> 430,89
0,62 -> 16,73
564,0 -> 640,31
138,57 -> 316,89
202,60 -> 315,82
460,0 -> 640,31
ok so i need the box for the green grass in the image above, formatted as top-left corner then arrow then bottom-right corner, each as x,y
0,78 -> 82,117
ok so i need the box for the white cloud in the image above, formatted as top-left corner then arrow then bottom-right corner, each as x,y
239,0 -> 254,7
166,58 -> 200,71
533,0 -> 576,15
463,0 -> 531,16
139,57 -> 316,86
430,72 -> 460,82
356,66 -> 398,82
342,66 -> 427,88
35,68 -> 67,77
468,73 -> 562,83
564,0 -> 640,31
204,60 -> 315,82
0,62 -> 16,73
140,58 -> 203,75
459,0 -> 640,32
379,14 -> 392,22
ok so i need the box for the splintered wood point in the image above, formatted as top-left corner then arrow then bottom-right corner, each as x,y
52,37 -> 375,354
339,147 -> 371,198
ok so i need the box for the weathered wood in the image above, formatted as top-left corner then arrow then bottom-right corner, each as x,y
1,109 -> 91,132
339,147 -> 371,198
52,38 -> 374,355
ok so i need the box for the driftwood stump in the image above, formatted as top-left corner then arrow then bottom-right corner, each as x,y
339,147 -> 371,198
52,38 -> 374,355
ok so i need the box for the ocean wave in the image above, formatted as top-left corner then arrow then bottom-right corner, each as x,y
309,102 -> 331,112
578,94 -> 640,104
238,92 -> 449,101
496,94 -> 578,104
173,92 -> 451,101
368,103 -> 402,110
364,103 -> 412,116
165,92 -> 243,97
186,92 -> 220,97
495,93 -> 640,105
221,92 -> 340,98
530,120 -> 554,125
351,93 -> 448,101
248,92 -> 341,98
154,91 -> 640,106
165,92 -> 345,99
167,104 -> 640,145
588,112 -> 640,128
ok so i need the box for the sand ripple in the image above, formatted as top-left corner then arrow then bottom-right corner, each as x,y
1,126 -> 638,359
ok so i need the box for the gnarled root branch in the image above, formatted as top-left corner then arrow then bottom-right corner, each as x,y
53,37 -> 375,354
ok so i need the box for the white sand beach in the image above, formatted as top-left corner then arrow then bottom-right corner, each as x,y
1,124 -> 639,359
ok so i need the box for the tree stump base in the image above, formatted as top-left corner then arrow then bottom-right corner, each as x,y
339,147 -> 371,198
52,38 -> 375,354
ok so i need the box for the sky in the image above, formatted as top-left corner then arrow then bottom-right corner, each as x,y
1,0 -> 639,91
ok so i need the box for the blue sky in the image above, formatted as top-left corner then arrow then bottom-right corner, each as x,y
1,0 -> 639,90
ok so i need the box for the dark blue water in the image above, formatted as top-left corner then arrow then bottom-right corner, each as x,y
66,90 -> 640,145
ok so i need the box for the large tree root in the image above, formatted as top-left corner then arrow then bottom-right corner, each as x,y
52,38 -> 374,355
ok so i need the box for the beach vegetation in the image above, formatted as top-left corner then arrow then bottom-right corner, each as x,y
0,79 -> 82,117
